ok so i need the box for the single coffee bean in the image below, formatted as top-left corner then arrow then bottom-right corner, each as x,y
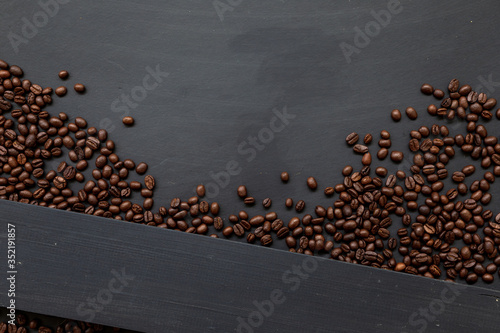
421,83 -> 434,95
448,78 -> 460,92
391,109 -> 401,121
295,200 -> 305,212
364,133 -> 373,144
74,83 -> 85,93
280,171 -> 289,182
405,107 -> 418,120
390,151 -> 404,163
306,177 -> 317,189
144,175 -> 155,190
122,116 -> 134,126
58,70 -> 69,79
55,86 -> 67,97
196,184 -> 205,197
237,185 -> 247,198
136,162 -> 148,174
345,132 -> 359,145
262,197 -> 272,208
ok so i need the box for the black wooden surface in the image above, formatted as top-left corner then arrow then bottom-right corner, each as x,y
2,0 -> 500,332
1,200 -> 500,333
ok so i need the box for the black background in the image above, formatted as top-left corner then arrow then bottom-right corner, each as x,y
2,0 -> 500,332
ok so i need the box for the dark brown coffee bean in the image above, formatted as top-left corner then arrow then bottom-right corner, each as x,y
58,70 -> 69,79
345,132 -> 359,145
285,198 -> 293,208
237,185 -> 247,198
280,171 -> 289,182
353,144 -> 369,153
295,200 -> 305,212
244,197 -> 255,205
122,116 -> 134,126
363,133 -> 373,144
405,107 -> 418,120
306,177 -> 317,189
55,86 -> 67,97
391,109 -> 401,121
74,83 -> 85,93
390,151 -> 404,163
196,184 -> 205,197
448,78 -> 460,92
136,162 -> 148,174
144,175 -> 155,190
262,197 -> 272,208
421,83 -> 434,95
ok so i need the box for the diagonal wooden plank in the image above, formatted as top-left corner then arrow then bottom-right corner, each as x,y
1,199 -> 500,333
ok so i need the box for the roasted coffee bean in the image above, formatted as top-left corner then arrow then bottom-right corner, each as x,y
391,109 -> 401,121
295,200 -> 305,212
390,151 -> 404,163
262,197 -> 272,208
421,83 -> 434,95
122,116 -> 134,126
353,144 -> 369,153
196,184 -> 205,197
405,107 -> 418,120
55,86 -> 67,97
307,177 -> 317,189
74,83 -> 85,93
346,132 -> 359,145
237,185 -> 247,198
280,171 -> 289,182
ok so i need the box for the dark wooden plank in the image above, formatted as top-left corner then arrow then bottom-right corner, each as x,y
1,200 -> 500,333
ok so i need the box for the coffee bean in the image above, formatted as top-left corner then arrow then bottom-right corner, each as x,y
262,197 -> 272,208
74,83 -> 85,93
260,234 -> 273,246
136,162 -> 148,174
295,200 -> 305,212
55,86 -> 67,97
345,132 -> 359,145
353,144 -> 369,153
237,185 -> 247,198
280,171 -> 289,182
361,152 -> 372,165
285,198 -> 293,208
244,196 -> 255,205
122,116 -> 134,126
448,78 -> 460,92
421,83 -> 434,95
306,177 -> 317,189
145,175 -> 155,190
196,184 -> 205,197
364,133 -> 373,144
405,107 -> 418,120
390,151 -> 404,163
391,109 -> 401,121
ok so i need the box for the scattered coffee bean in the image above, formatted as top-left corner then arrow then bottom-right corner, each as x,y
123,116 -> 134,126
74,83 -> 85,93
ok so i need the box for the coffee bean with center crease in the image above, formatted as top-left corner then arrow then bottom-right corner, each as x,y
262,197 -> 272,208
295,200 -> 305,212
345,132 -> 359,145
353,144 -> 368,153
145,175 -> 155,190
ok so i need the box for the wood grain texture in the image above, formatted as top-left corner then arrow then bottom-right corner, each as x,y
1,200 -> 500,333
1,0 -> 500,332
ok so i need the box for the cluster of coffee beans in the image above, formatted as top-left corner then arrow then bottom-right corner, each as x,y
2,57 -> 500,286
0,313 -> 124,333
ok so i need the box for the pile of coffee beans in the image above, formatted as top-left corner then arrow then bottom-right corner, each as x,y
0,312 -> 127,332
1,57 -> 500,286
